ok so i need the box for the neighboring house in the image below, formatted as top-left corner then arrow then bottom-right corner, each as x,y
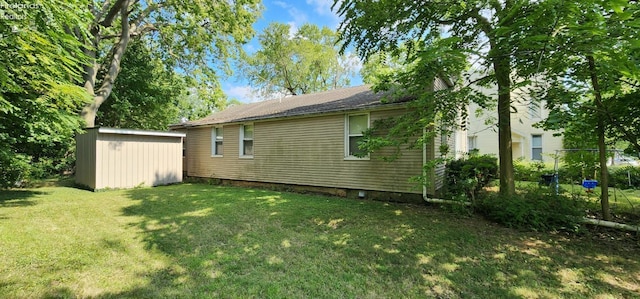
467,99 -> 563,163
171,84 -> 464,200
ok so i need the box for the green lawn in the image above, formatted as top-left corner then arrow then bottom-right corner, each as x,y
1,183 -> 639,298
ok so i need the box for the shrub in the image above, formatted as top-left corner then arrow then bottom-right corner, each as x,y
0,152 -> 31,188
513,159 -> 552,182
476,187 -> 587,232
444,154 -> 498,202
609,166 -> 640,189
0,150 -> 75,188
556,165 -> 584,184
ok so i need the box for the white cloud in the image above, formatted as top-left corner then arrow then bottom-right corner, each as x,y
306,0 -> 341,28
272,1 -> 308,28
225,85 -> 293,103
224,85 -> 257,103
272,0 -> 287,7
342,51 -> 363,73
287,21 -> 299,38
306,0 -> 334,16
243,43 -> 257,54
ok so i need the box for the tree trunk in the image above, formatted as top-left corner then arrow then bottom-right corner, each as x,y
81,0 -> 131,127
494,56 -> 516,196
81,95 -> 107,127
596,118 -> 611,220
587,55 -> 611,221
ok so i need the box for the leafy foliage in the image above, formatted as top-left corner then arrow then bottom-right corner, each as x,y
333,0 -> 575,196
242,22 -> 355,98
609,166 -> 640,190
477,187 -> 587,232
0,0 -> 91,187
513,159 -> 551,183
95,41 -> 187,130
80,0 -> 262,126
444,154 -> 498,202
532,0 -> 640,220
353,39 -> 488,168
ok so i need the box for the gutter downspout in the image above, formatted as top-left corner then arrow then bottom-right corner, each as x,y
422,77 -> 473,205
423,127 -> 428,200
423,126 -> 472,206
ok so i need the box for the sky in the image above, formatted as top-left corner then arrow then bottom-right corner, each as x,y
221,0 -> 363,103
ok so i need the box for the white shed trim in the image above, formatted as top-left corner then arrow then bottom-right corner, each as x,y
97,127 -> 186,138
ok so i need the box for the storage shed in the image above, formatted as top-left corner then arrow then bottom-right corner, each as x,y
75,127 -> 185,190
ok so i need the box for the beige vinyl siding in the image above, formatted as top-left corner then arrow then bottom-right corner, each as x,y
75,129 -> 98,189
433,77 -> 450,91
76,128 -> 184,190
185,108 -> 427,194
186,124 -> 259,181
431,132 -> 443,194
430,128 -> 458,194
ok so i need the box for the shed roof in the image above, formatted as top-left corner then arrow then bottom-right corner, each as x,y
172,85 -> 409,128
89,127 -> 186,138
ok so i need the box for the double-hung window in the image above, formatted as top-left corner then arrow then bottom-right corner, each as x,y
211,127 -> 223,156
468,136 -> 477,151
240,124 -> 254,157
531,134 -> 542,161
345,114 -> 369,159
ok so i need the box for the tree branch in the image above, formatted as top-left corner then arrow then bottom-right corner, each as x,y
92,0 -> 113,27
130,23 -> 157,37
95,0 -> 131,98
619,78 -> 640,88
99,0 -> 128,28
435,7 -> 480,27
470,10 -> 493,37
132,1 -> 162,26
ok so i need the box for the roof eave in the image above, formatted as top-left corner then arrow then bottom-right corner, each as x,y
175,101 -> 409,129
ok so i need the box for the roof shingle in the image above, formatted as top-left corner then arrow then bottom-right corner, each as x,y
173,85 -> 405,128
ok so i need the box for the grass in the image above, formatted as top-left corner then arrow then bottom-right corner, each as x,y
1,183 -> 639,298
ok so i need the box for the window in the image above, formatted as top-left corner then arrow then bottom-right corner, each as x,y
211,127 -> 223,156
183,138 -> 187,157
529,101 -> 541,119
468,136 -> 478,151
240,124 -> 254,157
532,134 -> 542,160
345,114 -> 369,158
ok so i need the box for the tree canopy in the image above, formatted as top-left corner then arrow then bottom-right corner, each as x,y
532,0 -> 640,220
0,0 -> 262,186
335,0 -> 639,215
80,0 -> 262,126
242,22 -> 355,98
95,40 -> 187,130
0,0 -> 92,187
334,0 -> 567,196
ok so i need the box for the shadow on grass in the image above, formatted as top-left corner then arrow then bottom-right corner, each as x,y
0,190 -> 47,207
113,183 -> 640,298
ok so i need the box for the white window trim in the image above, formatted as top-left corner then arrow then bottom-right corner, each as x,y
531,134 -> 543,161
239,123 -> 254,159
211,126 -> 223,157
344,113 -> 370,160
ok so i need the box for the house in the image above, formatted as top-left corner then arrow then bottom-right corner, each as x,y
171,84 -> 463,201
465,78 -> 563,163
467,102 -> 563,163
